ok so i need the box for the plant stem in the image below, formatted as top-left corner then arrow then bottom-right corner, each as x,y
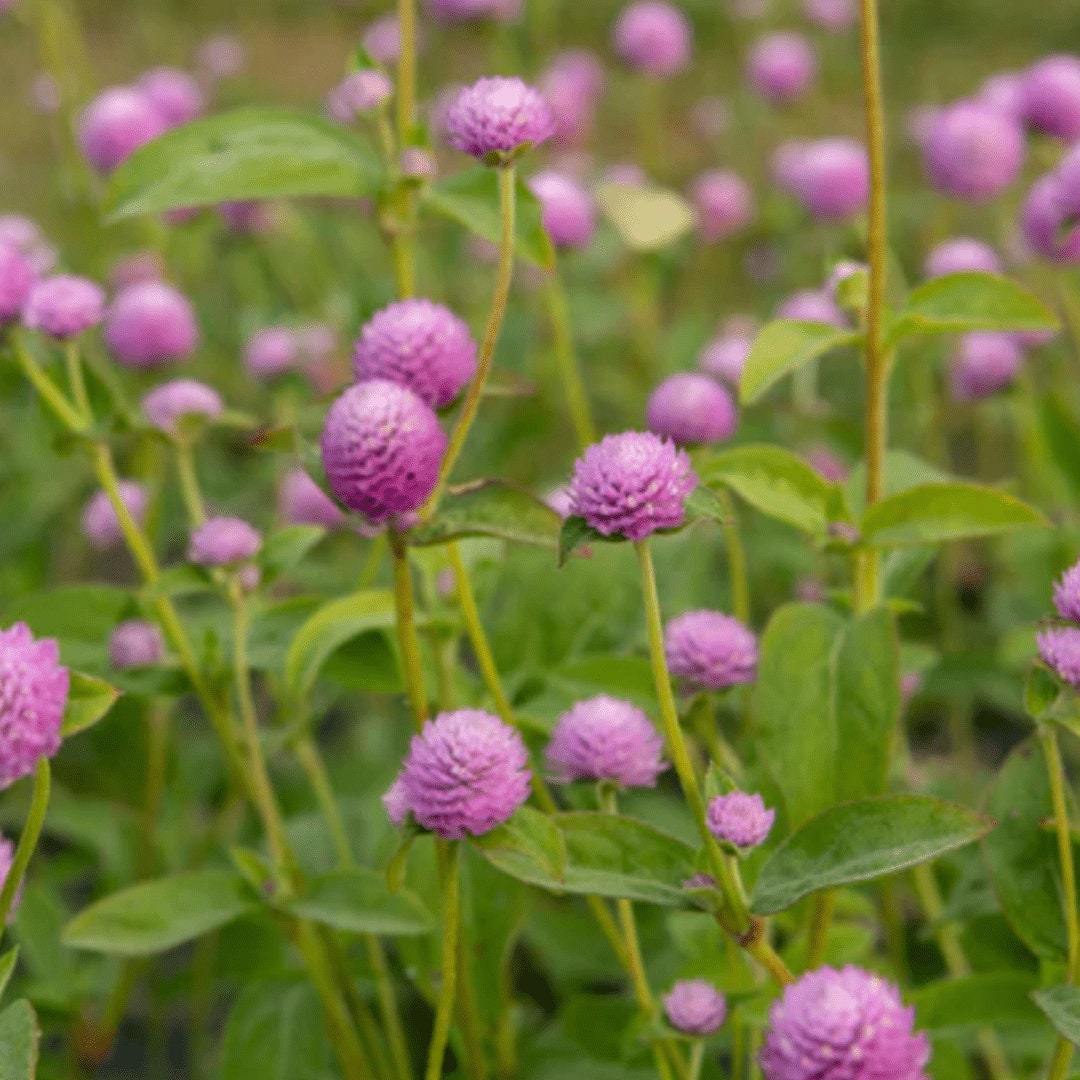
294,736 -> 353,868
0,759 -> 50,933
425,842 -> 461,1080
544,272 -> 596,450
687,1042 -> 706,1080
11,336 -> 87,432
175,441 -> 208,526
396,0 -> 417,145
719,494 -> 750,624
140,702 -> 170,878
806,891 -> 835,969
64,341 -> 91,420
390,532 -> 430,729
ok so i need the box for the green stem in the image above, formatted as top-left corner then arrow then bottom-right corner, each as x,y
719,494 -> 750,624
396,0 -> 417,145
806,891 -> 835,969
175,440 -> 208,527
544,272 -> 596,450
687,1042 -> 706,1080
425,843 -> 461,1080
0,759 -> 50,933
294,736 -> 353,868
1041,725 -> 1080,981
11,336 -> 87,432
391,534 -> 430,729
140,702 -> 170,878
64,340 -> 91,420
1047,1036 -> 1074,1080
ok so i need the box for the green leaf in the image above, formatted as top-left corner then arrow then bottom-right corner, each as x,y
683,484 -> 733,528
557,516 -> 613,567
1032,985 -> 1080,1046
861,482 -> 1049,547
754,604 -> 900,827
0,1000 -> 38,1080
104,108 -> 383,220
751,795 -> 993,914
63,871 -> 255,956
739,320 -> 861,405
61,671 -> 121,737
281,868 -> 433,936
888,272 -> 1059,344
471,805 -> 567,883
424,167 -> 555,268
407,480 -> 562,549
258,526 -> 326,583
595,181 -> 695,251
912,973 -> 1042,1031
1039,392 -> 1080,497
0,948 -> 18,1003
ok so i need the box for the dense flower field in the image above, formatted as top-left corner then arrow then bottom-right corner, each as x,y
2,0 -> 1080,1077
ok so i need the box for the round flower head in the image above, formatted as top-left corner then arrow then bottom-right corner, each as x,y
923,237 -> 1002,279
772,140 -> 810,192
802,0 -> 856,32
691,170 -> 754,242
613,1 -> 692,78
545,695 -> 667,788
352,299 -> 478,408
0,623 -> 68,789
279,469 -> 345,528
196,34 -> 246,82
747,33 -> 817,105
321,379 -> 447,523
568,431 -> 697,541
0,216 -> 55,274
1040,627 -> 1080,689
364,16 -> 403,65
109,619 -> 164,670
394,709 -> 531,839
700,330 -> 752,386
104,281 -> 199,368
978,71 -> 1025,120
707,791 -> 775,848
138,68 -> 204,128
778,289 -> 846,328
82,481 -> 148,549
327,70 -> 393,123
22,275 -> 105,339
400,147 -> 437,182
529,171 -> 597,250
0,833 -> 22,920
141,379 -> 223,436
1022,55 -> 1080,140
78,86 -> 168,173
760,965 -> 930,1080
443,77 -> 555,163
188,516 -> 262,567
665,610 -> 758,691
1020,173 -> 1080,264
0,242 -> 37,324
663,980 -> 728,1036
383,776 -> 410,827
950,332 -> 1023,401
540,50 -> 605,146
789,138 -> 869,221
922,101 -> 1024,202
1053,559 -> 1080,623
646,374 -> 737,446
245,326 -> 300,380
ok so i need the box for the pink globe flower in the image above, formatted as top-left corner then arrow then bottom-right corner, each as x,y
443,77 -> 555,162
363,16 -> 403,65
327,70 -> 393,123
691,170 -> 754,242
0,623 -> 69,789
400,147 -> 437,182
665,610 -> 758,691
0,834 -> 23,920
747,33 -> 817,105
141,379 -> 223,435
772,139 -> 811,192
699,329 -> 753,387
802,0 -> 856,32
321,380 -> 447,523
392,709 -> 531,839
105,281 -> 199,368
788,138 -> 869,221
22,275 -> 105,339
0,216 -> 55,274
613,1 -> 692,78
978,72 -> 1025,120
777,289 -> 846,327
1040,627 -> 1080,689
760,966 -> 930,1080
646,373 -> 737,446
540,50 -> 605,146
1022,55 -> 1080,140
529,171 -> 597,250
950,332 -> 1023,401
663,980 -> 728,1036
1053,559 -> 1080,623
352,299 -> 477,408
138,67 -> 205,128
1020,173 -> 1080,264
923,237 -> 1002,279
568,431 -> 697,541
78,86 -> 168,173
188,516 -> 262,567
245,327 -> 300,380
82,481 -> 148,549
109,619 -> 164,670
707,791 -> 775,849
196,34 -> 246,82
279,469 -> 345,529
922,100 -> 1024,202
0,242 -> 37,325
545,695 -> 667,787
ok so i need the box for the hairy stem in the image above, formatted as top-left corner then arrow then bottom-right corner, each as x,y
391,533 -> 430,729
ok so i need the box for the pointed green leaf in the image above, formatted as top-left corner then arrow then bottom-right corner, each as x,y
557,515 -> 614,567
739,320 -> 860,405
0,1000 -> 38,1080
281,868 -> 433,936
0,948 -> 18,1003
61,671 -> 121,737
912,973 -> 1042,1031
258,526 -> 326,583
1032,985 -> 1080,1046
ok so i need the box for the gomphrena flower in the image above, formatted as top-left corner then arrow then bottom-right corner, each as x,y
0,622 -> 69,789
443,77 -> 555,163
321,379 -> 447,523
923,237 -> 1002,279
777,289 -> 846,328
540,50 -> 605,146
327,70 -> 393,123
22,275 -> 106,339
1039,627 -> 1080,689
109,619 -> 164,670
746,33 -> 817,105
141,378 -> 223,436
646,373 -> 737,446
279,469 -> 345,529
104,281 -> 199,368
137,67 -> 204,128
392,709 -> 531,839
0,833 -> 23,919
802,0 -> 856,32
196,34 -> 246,82
77,86 -> 168,173
787,138 -> 869,221
82,481 -> 148,549
545,695 -> 667,788
363,16 -> 403,65
707,791 -> 775,849
949,332 -> 1023,401
760,966 -> 930,1080
1020,173 -> 1080,264
189,516 -> 262,568
352,299 -> 478,409
664,610 -> 758,691
0,242 -> 37,324
612,1 -> 692,78
699,327 -> 753,387
245,326 -> 301,380
978,71 -> 1025,120
663,980 -> 728,1036
568,431 -> 697,541
0,215 -> 56,274
922,100 -> 1024,202
691,170 -> 754,243
1053,559 -> 1080,623
1022,55 -> 1080,140
528,171 -> 597,250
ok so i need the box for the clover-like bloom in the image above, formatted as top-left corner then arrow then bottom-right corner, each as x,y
1020,173 -> 1080,264
663,979 -> 728,1036
0,623 -> 69,789
1040,627 -> 1080,689
327,70 -> 393,123
760,966 -> 930,1080
949,332 -> 1023,401
691,170 -> 754,243
612,1 -> 692,78
923,237 -> 1001,279
321,379 -> 447,523
105,281 -> 199,368
777,289 -> 846,328
22,275 -> 106,339
568,431 -> 697,541
646,374 -> 737,446
78,86 -> 168,173
245,326 -> 300,380
352,299 -> 477,408
1053,559 -> 1080,623
393,709 -> 531,839
138,67 -> 204,128
540,50 -> 605,146
788,138 -> 869,221
188,516 -> 262,567
279,469 -> 345,529
699,329 -> 753,387
82,481 -> 148,550
383,776 -> 410,827
0,215 -> 55,275
922,100 -> 1024,203
665,610 -> 758,691
443,77 -> 555,162
0,242 -> 37,325
141,379 -> 223,435
109,619 -> 164,670
529,171 -> 597,250
545,695 -> 667,788
1022,55 -> 1080,140
363,16 -> 403,65
707,791 -> 775,849
0,833 -> 22,919
746,32 -> 817,104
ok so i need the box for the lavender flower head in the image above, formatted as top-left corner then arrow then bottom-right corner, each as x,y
142,379 -> 223,436
691,170 -> 754,242
1022,55 -> 1080,140
443,77 -> 555,163
568,431 -> 697,541
22,275 -> 106,339
788,139 -> 869,221
978,72 -> 1025,120
189,516 -> 262,567
802,0 -> 856,32
922,100 -> 1024,202
613,1 -> 692,78
279,469 -> 345,529
321,380 -> 447,523
699,329 -> 753,387
78,87 -> 168,173
245,326 -> 301,380
352,299 -> 477,409
327,70 -> 393,123
1020,173 -> 1080,264
0,834 -> 22,920
82,481 -> 147,549
391,709 -> 531,839
665,610 -> 758,691
1039,627 -> 1080,689
138,68 -> 204,128
0,215 -> 56,274
0,242 -> 37,324
109,619 -> 164,670
364,16 -> 403,65
950,332 -> 1023,401
663,980 -> 728,1036
646,374 -> 737,446
778,289 -> 846,328
529,171 -> 597,250
1053,559 -> 1080,623
760,966 -> 930,1080
196,34 -> 246,81
105,281 -> 199,368
747,33 -> 817,104
0,623 -> 69,789
540,50 -> 605,146
707,791 -> 775,849
545,695 -> 667,788
923,237 -> 1002,279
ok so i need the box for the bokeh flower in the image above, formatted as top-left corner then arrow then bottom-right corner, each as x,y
664,610 -> 758,690
706,790 -> 775,849
663,980 -> 728,1035
646,373 -> 737,446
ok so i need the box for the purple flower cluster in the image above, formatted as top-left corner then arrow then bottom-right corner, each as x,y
646,373 -> 737,446
613,1 -> 692,78
540,50 -> 605,146
1041,556 -> 1080,688
528,171 -> 598,250
691,170 -> 754,243
776,139 -> 869,221
443,77 -> 555,162
663,979 -> 727,1035
327,70 -> 393,123
105,281 -> 199,368
665,610 -> 758,691
109,619 -> 164,670
82,482 -> 148,550
949,332 -> 1023,401
279,470 -> 345,529
707,790 -> 775,849
747,33 -> 817,105
142,379 -> 223,435
922,100 -> 1024,202
1021,144 -> 1080,264
23,275 -> 106,339
923,237 -> 1001,279
0,242 -> 37,325
188,516 -> 262,568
